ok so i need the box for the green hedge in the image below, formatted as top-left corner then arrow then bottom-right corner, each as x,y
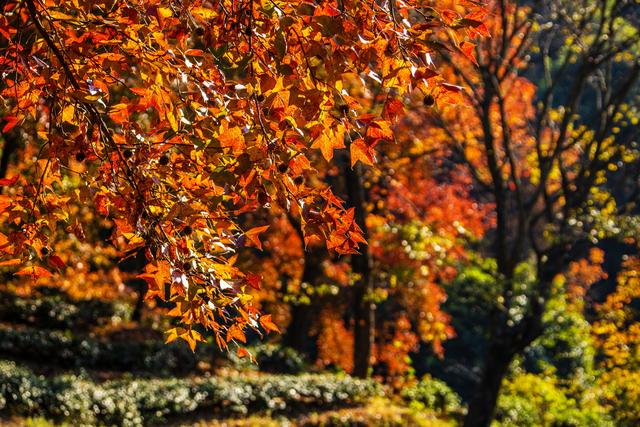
0,326 -> 201,375
0,290 -> 131,330
0,360 -> 381,426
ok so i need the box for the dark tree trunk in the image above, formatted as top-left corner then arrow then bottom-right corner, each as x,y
118,249 -> 148,322
282,250 -> 324,356
282,214 -> 327,357
351,266 -> 374,378
283,303 -> 316,354
463,257 -> 564,426
0,127 -> 19,185
131,278 -> 148,322
463,342 -> 516,427
344,160 -> 374,378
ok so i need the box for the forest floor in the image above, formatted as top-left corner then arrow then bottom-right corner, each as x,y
3,396 -> 453,426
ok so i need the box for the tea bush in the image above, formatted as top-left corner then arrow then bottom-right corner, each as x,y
0,360 -> 381,426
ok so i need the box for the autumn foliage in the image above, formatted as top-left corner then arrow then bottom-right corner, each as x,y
0,0 -> 486,352
3,1 -> 640,426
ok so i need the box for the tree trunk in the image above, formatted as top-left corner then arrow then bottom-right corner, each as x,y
352,268 -> 374,378
118,249 -> 148,322
131,278 -> 148,322
463,242 -> 582,426
344,160 -> 374,378
463,341 -> 515,427
283,302 -> 316,354
0,127 -> 19,186
282,257 -> 320,356
282,214 -> 327,357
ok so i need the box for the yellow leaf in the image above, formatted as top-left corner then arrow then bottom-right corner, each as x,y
158,7 -> 173,18
167,110 -> 178,132
165,328 -> 179,344
62,105 -> 75,123
191,7 -> 216,20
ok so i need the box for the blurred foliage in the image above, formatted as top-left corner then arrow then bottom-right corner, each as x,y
0,288 -> 131,331
494,373 -> 613,427
401,375 -> 462,417
522,297 -> 596,381
0,326 -> 202,375
227,343 -> 306,375
597,368 -> 640,426
300,397 -> 455,427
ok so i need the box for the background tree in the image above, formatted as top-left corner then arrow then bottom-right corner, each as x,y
420,0 -> 640,425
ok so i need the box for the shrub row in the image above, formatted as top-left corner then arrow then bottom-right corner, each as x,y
0,326 -> 201,375
0,360 -> 381,426
0,290 -> 131,330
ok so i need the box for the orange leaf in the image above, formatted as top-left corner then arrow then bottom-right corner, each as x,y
108,103 -> 129,124
382,98 -> 404,122
350,139 -> 375,167
226,325 -> 247,343
236,346 -> 256,362
0,195 -> 12,213
460,41 -> 478,66
259,314 -> 280,333
0,258 -> 21,267
184,333 -> 197,352
15,265 -> 53,280
311,130 -> 345,162
48,255 -> 66,269
219,126 -> 245,153
438,83 -> 467,106
245,225 -> 269,250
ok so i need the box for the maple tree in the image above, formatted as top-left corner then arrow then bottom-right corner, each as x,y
0,0 -> 486,353
238,97 -> 492,379
228,79 -> 492,378
227,70 -> 493,377
417,0 -> 640,425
